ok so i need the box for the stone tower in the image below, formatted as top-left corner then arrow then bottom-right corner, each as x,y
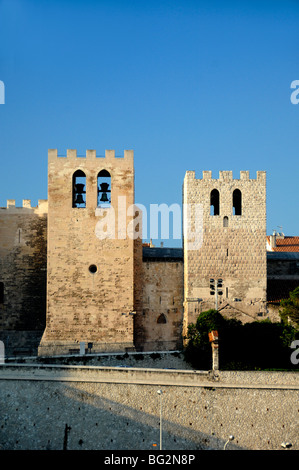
38,149 -> 140,356
183,170 -> 267,336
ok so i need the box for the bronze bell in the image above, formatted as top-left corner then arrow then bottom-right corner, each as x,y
100,192 -> 109,202
75,194 -> 85,205
75,183 -> 85,193
100,182 -> 110,193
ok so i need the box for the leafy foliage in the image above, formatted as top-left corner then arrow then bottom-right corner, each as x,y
184,309 -> 298,370
279,286 -> 299,327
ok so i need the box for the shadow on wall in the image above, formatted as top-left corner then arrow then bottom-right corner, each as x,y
0,380 -> 244,451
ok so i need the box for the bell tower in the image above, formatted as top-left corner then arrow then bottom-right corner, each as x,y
183,169 -> 267,336
38,149 -> 140,356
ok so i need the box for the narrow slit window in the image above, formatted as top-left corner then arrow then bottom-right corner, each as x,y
233,189 -> 242,215
72,170 -> 86,208
223,216 -> 229,227
97,170 -> 111,207
210,189 -> 220,215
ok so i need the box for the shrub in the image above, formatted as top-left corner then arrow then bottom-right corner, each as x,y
184,309 -> 298,370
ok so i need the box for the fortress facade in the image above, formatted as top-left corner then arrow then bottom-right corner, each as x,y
0,149 -> 268,356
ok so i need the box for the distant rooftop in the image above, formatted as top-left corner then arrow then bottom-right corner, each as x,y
142,246 -> 183,261
267,251 -> 299,260
142,244 -> 299,262
267,235 -> 299,253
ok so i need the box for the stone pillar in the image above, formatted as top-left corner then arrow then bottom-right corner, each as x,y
209,330 -> 219,370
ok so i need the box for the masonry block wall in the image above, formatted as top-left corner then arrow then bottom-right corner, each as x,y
183,170 -> 267,335
0,367 -> 298,450
38,149 -> 140,356
134,254 -> 184,352
0,200 -> 47,354
0,153 -> 275,357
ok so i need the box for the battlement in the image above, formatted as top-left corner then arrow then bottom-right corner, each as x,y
185,170 -> 266,182
1,199 -> 48,212
48,149 -> 134,163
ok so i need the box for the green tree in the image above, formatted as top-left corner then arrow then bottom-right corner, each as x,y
184,309 -> 298,370
279,286 -> 299,327
184,309 -> 224,369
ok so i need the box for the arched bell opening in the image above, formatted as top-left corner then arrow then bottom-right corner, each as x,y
72,170 -> 86,208
233,189 -> 242,215
97,170 -> 111,207
210,189 -> 220,216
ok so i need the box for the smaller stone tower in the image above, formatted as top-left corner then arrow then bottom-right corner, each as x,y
183,170 -> 267,336
39,149 -> 140,356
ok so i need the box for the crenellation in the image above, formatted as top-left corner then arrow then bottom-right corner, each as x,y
3,199 -> 48,213
37,200 -> 48,213
257,170 -> 266,181
48,149 -> 58,161
240,170 -> 249,180
185,170 -> 195,179
219,170 -> 233,181
105,149 -> 115,160
203,170 -> 212,179
187,170 -> 267,183
48,148 -> 134,165
124,149 -> 134,163
7,199 -> 15,208
86,149 -> 96,159
22,199 -> 31,208
66,149 -> 77,159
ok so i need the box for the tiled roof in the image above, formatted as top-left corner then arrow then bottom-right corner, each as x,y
267,236 -> 299,252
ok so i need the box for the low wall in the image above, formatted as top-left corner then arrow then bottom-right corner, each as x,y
0,364 -> 298,451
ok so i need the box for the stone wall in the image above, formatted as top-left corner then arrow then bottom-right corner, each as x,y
0,200 -> 47,355
134,253 -> 184,351
0,363 -> 298,451
183,170 -> 267,336
39,149 -> 140,356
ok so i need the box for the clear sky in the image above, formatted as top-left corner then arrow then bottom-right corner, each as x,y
0,0 -> 298,247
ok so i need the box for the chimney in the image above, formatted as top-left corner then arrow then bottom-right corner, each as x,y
270,231 -> 276,249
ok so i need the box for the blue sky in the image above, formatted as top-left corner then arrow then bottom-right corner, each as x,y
0,0 -> 298,246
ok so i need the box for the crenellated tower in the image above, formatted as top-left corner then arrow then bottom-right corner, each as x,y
183,169 -> 267,336
0,199 -> 48,355
38,149 -> 141,356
